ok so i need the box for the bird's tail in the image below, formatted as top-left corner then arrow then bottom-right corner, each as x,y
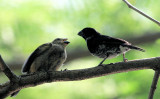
122,44 -> 145,52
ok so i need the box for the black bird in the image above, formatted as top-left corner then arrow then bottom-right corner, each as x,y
78,27 -> 145,66
11,38 -> 70,97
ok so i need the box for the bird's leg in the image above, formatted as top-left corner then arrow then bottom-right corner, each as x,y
98,57 -> 107,66
123,53 -> 128,62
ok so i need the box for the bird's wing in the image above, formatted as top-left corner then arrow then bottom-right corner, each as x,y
122,44 -> 145,52
97,35 -> 145,52
22,43 -> 52,73
99,35 -> 129,45
87,35 -> 130,53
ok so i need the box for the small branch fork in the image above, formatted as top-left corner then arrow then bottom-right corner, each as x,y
123,0 -> 160,26
0,55 -> 19,82
123,0 -> 160,98
0,1 -> 159,98
0,54 -> 160,98
149,70 -> 160,99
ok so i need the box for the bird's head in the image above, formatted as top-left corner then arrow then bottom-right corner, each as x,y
78,27 -> 99,40
52,38 -> 70,47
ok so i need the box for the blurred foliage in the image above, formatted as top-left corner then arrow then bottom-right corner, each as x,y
0,0 -> 160,99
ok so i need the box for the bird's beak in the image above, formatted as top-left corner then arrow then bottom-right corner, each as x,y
63,38 -> 70,45
64,41 -> 70,44
78,31 -> 83,36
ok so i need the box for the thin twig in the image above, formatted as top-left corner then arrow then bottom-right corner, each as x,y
123,0 -> 160,26
149,70 -> 160,99
123,0 -> 160,98
0,55 -> 19,82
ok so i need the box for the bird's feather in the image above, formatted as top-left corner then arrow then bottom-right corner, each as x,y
87,34 -> 128,53
122,44 -> 145,52
22,43 -> 52,73
99,34 -> 129,45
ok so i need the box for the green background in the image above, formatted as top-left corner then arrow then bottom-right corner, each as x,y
0,0 -> 160,99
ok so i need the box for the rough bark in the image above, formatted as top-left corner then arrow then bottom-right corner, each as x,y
0,56 -> 160,98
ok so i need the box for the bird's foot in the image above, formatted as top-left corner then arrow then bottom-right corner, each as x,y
61,69 -> 68,71
64,68 -> 68,71
123,58 -> 128,62
108,63 -> 114,65
98,63 -> 114,67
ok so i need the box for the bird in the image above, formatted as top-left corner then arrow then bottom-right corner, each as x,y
11,38 -> 70,97
78,27 -> 145,66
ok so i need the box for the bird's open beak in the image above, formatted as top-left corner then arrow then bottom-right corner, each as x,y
78,31 -> 83,36
63,38 -> 70,44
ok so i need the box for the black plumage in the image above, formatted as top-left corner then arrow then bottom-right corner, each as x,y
78,27 -> 145,65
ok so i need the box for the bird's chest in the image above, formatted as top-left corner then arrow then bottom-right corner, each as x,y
49,50 -> 66,71
87,41 -> 121,58
48,49 -> 66,64
35,48 -> 66,71
96,45 -> 121,58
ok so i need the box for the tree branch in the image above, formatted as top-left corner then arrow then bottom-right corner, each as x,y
0,56 -> 160,98
0,55 -> 19,82
149,70 -> 160,99
123,0 -> 160,98
123,0 -> 160,26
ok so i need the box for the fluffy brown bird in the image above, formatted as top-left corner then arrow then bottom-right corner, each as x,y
11,38 -> 70,97
22,38 -> 70,73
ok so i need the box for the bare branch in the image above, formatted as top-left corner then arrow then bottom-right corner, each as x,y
123,0 -> 160,26
123,0 -> 160,98
0,55 -> 19,82
149,70 -> 160,99
0,57 -> 160,98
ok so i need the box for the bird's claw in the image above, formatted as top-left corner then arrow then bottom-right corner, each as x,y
123,58 -> 128,62
109,63 -> 114,65
64,68 -> 68,71
61,69 -> 68,71
98,63 -> 114,67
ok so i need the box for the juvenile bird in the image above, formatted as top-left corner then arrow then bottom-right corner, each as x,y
11,38 -> 70,97
78,27 -> 145,66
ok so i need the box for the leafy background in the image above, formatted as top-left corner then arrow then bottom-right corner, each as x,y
0,0 -> 160,99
